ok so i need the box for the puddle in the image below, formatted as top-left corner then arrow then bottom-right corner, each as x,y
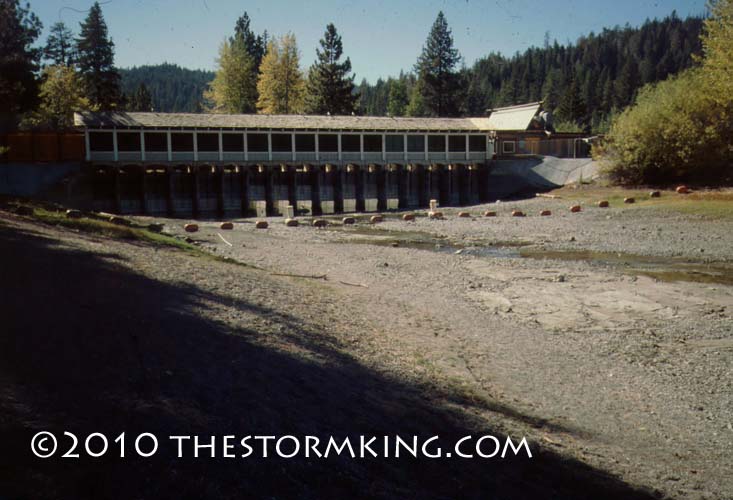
520,249 -> 733,286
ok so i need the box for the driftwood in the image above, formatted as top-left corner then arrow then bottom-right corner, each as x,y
217,233 -> 233,247
536,193 -> 561,199
269,272 -> 368,288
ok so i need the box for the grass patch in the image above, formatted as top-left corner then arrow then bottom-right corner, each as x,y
548,186 -> 733,219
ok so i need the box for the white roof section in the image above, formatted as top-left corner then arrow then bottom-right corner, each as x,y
486,102 -> 542,131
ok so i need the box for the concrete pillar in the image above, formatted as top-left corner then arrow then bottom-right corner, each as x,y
192,165 -> 200,218
385,164 -> 401,210
140,131 -> 146,162
112,168 -> 121,213
84,130 -> 91,161
243,165 -> 249,217
166,166 -> 174,217
319,164 -> 336,214
112,129 -> 119,162
140,167 -> 148,215
166,130 -> 172,162
216,166 -> 225,216
363,164 -> 380,212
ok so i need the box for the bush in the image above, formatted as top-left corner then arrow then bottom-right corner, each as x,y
602,68 -> 733,185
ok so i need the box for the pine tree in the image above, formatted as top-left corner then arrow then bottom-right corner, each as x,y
257,34 -> 305,114
76,2 -> 120,109
555,74 -> 587,126
387,79 -> 408,116
128,82 -> 152,111
44,21 -> 75,66
0,0 -> 42,117
414,11 -> 462,116
233,12 -> 266,71
304,23 -> 358,115
204,38 -> 258,113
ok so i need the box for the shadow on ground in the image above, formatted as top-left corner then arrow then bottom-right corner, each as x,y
0,222 -> 656,500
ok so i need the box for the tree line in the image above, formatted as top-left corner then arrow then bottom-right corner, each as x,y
0,0 -> 711,138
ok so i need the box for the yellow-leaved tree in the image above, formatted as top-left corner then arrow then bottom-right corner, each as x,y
22,65 -> 90,130
700,0 -> 733,102
204,36 -> 258,113
256,34 -> 305,114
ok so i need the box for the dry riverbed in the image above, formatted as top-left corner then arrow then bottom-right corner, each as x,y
158,187 -> 733,499
2,186 -> 732,499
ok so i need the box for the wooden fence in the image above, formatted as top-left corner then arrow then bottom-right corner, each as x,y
0,132 -> 85,162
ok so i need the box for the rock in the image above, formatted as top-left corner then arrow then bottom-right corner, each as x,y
676,185 -> 690,194
557,274 -> 566,282
624,197 -> 635,204
454,249 -> 463,255
65,209 -> 83,219
184,236 -> 194,243
219,221 -> 234,230
109,216 -> 130,225
429,211 -> 444,219
484,211 -> 497,217
458,211 -> 470,218
391,242 -> 399,247
312,219 -> 328,228
284,218 -> 299,227
511,210 -> 526,217
569,236 -> 576,242
255,220 -> 268,229
147,223 -> 164,233
569,205 -> 582,213
14,205 -> 34,216
370,215 -> 384,224
598,200 -> 610,208
540,210 -> 552,216
184,223 -> 199,232
650,190 -> 661,198
342,217 -> 356,225
402,213 -> 416,221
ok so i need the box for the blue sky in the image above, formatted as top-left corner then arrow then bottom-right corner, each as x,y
34,0 -> 707,83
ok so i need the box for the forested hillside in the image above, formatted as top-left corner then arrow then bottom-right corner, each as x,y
358,13 -> 704,131
120,64 -> 214,112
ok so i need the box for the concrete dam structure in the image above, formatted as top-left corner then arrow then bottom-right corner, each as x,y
0,106 -> 595,215
74,111 -> 499,217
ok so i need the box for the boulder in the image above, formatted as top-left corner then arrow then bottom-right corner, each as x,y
428,211 -> 444,219
650,190 -> 661,198
109,216 -> 130,225
284,218 -> 299,227
184,223 -> 199,232
370,215 -> 384,224
483,211 -> 497,217
255,220 -> 268,229
457,211 -> 470,218
312,219 -> 328,228
219,222 -> 234,230
597,200 -> 610,208
624,197 -> 635,204
569,205 -> 582,213
342,217 -> 356,225
402,213 -> 416,221
65,209 -> 82,219
676,185 -> 690,194
147,223 -> 164,233
511,210 -> 526,217
540,210 -> 552,216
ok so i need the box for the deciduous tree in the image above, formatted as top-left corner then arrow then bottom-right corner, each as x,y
27,65 -> 89,129
257,34 -> 305,114
204,38 -> 258,113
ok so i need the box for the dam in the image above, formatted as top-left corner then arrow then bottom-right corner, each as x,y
1,104 -> 595,215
